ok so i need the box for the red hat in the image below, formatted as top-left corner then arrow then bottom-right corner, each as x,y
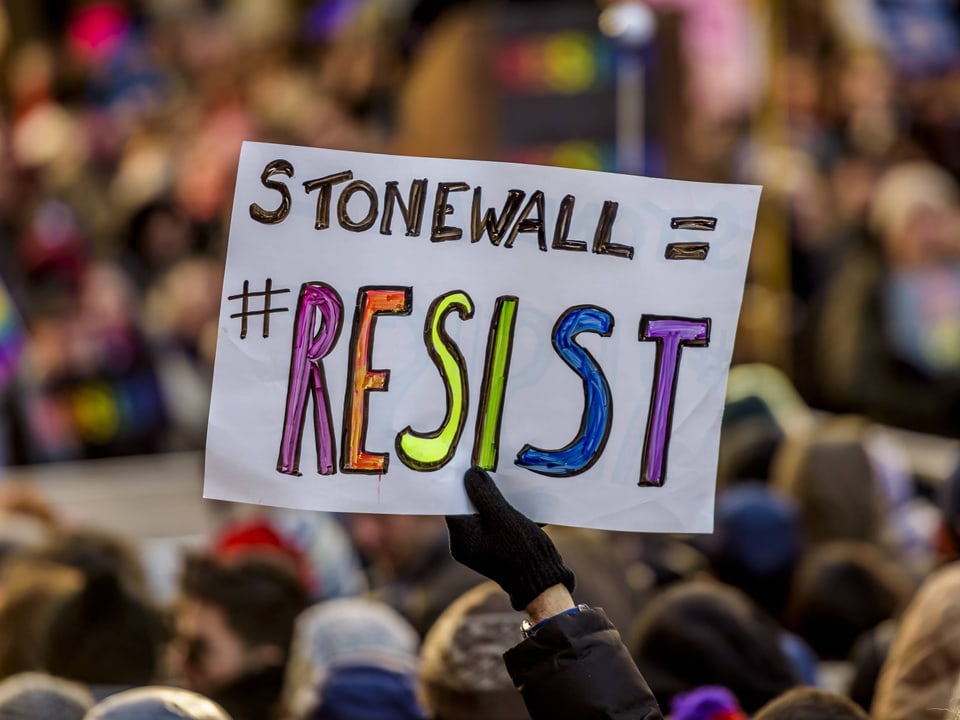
212,518 -> 313,591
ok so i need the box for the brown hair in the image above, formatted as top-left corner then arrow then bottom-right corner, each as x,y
180,553 -> 309,654
0,558 -> 81,679
772,416 -> 884,545
755,688 -> 868,720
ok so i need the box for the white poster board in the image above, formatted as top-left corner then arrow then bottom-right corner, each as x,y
204,142 -> 760,532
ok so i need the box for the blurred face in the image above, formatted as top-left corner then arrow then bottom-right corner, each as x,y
346,514 -> 443,579
170,597 -> 271,695
886,205 -> 960,268
142,209 -> 191,268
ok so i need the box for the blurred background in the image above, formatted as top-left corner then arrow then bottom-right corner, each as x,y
0,0 -> 957,599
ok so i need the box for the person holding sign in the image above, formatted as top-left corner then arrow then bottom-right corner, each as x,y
446,466 -> 663,720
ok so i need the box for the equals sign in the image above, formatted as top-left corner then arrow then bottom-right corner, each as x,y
665,216 -> 717,260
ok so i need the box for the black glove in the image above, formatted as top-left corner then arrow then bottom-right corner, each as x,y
446,466 -> 575,611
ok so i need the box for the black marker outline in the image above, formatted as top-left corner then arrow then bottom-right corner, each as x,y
471,188 -> 526,245
665,242 -> 710,260
592,201 -> 634,259
431,181 -> 470,242
670,216 -> 717,231
249,159 -> 294,225
471,295 -> 519,471
395,290 -> 475,472
340,286 -> 414,475
515,304 -> 614,477
304,170 -> 353,230
337,180 -> 379,232
276,282 -> 344,476
227,278 -> 291,339
552,194 -> 587,252
637,315 -> 711,488
504,190 -> 547,251
380,179 -> 428,237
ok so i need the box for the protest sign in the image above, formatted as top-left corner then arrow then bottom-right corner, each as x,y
204,142 -> 760,532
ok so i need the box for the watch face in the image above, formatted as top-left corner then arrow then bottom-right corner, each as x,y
520,618 -> 535,638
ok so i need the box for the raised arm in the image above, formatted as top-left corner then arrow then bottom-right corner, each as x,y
446,467 -> 663,720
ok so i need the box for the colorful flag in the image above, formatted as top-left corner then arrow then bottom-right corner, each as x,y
0,279 -> 25,391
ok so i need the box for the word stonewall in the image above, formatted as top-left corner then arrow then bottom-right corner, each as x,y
250,160 -> 635,259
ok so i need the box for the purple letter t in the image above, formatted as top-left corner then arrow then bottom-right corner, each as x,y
638,316 -> 710,487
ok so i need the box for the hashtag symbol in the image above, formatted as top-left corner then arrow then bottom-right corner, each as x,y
228,279 -> 291,339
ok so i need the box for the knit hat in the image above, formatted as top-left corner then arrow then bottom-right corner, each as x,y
313,666 -> 426,720
44,572 -> 166,686
701,484 -> 802,620
213,518 -> 312,591
283,598 -> 420,718
712,484 -> 802,577
84,687 -> 232,720
0,672 -> 92,720
418,582 -> 528,720
671,686 -> 747,720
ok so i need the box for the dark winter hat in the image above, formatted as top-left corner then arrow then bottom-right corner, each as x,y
670,685 -> 747,720
712,485 -> 802,578
44,572 -> 166,686
629,581 -> 797,714
313,665 -> 426,720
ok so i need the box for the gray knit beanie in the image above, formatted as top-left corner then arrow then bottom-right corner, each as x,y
0,672 -> 93,720
83,687 -> 232,720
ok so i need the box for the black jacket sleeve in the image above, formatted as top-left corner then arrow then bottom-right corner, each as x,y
503,608 -> 664,720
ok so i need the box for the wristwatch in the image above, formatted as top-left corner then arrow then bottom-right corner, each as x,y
521,604 -> 589,639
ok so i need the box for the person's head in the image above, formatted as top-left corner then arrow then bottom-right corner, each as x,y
848,620 -> 896,713
171,554 -> 310,697
0,557 -> 82,678
44,572 -> 167,688
0,672 -> 92,720
0,485 -> 58,565
772,417 -> 884,546
707,483 -> 803,620
312,666 -> 426,720
346,515 -> 445,579
670,686 -> 747,720
869,161 -> 960,269
872,563 -> 960,720
211,517 -> 310,591
33,528 -> 147,597
126,199 -> 194,274
754,688 -> 868,720
83,686 -> 232,720
717,418 -> 785,488
628,580 -> 797,714
283,598 -> 420,719
419,582 -> 529,720
785,542 -> 912,661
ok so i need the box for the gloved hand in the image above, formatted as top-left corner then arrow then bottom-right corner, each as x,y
446,466 -> 575,611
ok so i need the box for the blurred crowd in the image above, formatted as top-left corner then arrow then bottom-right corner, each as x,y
0,387 -> 959,718
0,0 -> 958,718
0,0 -> 960,464
0,0 -> 955,464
